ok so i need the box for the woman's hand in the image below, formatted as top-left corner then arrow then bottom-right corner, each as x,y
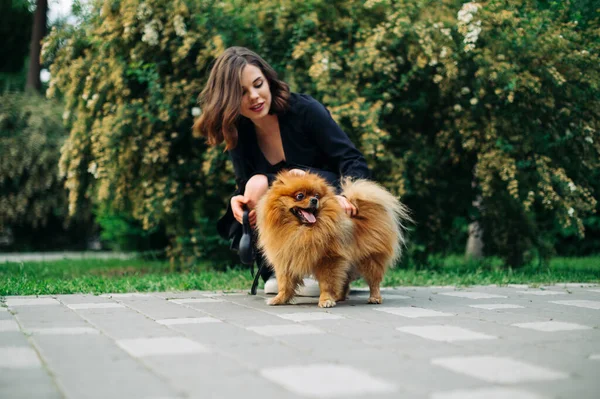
335,195 -> 357,217
288,168 -> 306,176
231,195 -> 257,227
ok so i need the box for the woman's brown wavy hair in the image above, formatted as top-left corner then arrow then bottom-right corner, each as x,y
193,47 -> 290,150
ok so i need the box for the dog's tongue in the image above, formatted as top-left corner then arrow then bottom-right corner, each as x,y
300,209 -> 316,224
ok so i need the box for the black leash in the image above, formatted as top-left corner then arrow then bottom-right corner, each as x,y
238,208 -> 263,295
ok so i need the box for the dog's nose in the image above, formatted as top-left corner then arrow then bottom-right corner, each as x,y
309,197 -> 318,207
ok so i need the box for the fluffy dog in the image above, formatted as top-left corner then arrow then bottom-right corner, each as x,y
256,171 -> 410,308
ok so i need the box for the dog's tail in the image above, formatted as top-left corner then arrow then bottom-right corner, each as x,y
341,177 -> 412,264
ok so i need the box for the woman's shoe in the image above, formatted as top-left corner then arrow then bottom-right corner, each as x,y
263,276 -> 320,297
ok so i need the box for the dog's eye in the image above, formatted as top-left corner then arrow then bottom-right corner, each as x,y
295,193 -> 305,201
314,194 -> 320,199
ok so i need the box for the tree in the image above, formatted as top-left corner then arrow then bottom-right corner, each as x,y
25,0 -> 47,92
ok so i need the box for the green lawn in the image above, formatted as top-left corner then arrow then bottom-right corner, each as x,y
1,255 -> 599,296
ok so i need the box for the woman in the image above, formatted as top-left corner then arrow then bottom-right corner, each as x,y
193,46 -> 370,295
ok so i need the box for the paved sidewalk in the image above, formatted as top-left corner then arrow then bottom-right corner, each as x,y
1,284 -> 599,399
0,251 -> 135,262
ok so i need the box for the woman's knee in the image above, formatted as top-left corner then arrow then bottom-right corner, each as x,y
244,174 -> 269,208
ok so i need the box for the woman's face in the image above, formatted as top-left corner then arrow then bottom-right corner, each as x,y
239,64 -> 272,121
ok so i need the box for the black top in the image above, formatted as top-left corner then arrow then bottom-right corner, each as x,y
217,92 -> 370,239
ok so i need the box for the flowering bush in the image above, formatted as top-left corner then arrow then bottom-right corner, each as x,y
45,0 -> 599,266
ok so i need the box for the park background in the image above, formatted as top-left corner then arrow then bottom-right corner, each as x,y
1,0 -> 599,295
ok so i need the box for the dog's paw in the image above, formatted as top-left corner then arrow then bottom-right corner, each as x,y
367,296 -> 383,304
318,299 -> 337,308
267,294 -> 289,306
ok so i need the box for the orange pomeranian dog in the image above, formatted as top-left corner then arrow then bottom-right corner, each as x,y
256,171 -> 410,308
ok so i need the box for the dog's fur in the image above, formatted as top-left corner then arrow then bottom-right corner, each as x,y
256,171 -> 410,308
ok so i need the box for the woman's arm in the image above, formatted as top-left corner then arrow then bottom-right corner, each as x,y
305,98 -> 371,180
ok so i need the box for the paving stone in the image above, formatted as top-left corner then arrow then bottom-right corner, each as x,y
430,387 -> 547,399
431,356 -> 569,383
260,363 -> 397,397
374,306 -> 454,318
516,290 -> 568,296
0,319 -> 19,332
550,300 -> 600,310
512,321 -> 592,332
31,333 -> 179,399
67,302 -> 126,310
247,324 -> 324,336
276,312 -> 345,322
155,317 -> 221,325
0,368 -> 62,399
0,346 -> 43,368
6,297 -> 60,307
116,336 -> 210,357
469,304 -> 525,310
397,325 -> 498,342
438,292 -> 508,299
3,285 -> 599,399
111,295 -> 211,320
27,326 -> 100,335
70,305 -> 175,339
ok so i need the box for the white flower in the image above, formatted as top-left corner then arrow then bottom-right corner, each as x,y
568,182 -> 577,192
191,107 -> 201,117
440,47 -> 449,58
137,3 -> 153,20
82,92 -> 88,100
40,69 -> 51,83
142,20 -> 162,46
454,104 -> 463,112
461,87 -> 471,95
470,97 -> 478,105
433,74 -> 443,84
585,136 -> 593,144
568,207 -> 575,217
173,15 -> 187,37
87,162 -> 98,178
62,110 -> 70,120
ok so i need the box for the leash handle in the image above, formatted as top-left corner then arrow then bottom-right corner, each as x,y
238,207 -> 254,265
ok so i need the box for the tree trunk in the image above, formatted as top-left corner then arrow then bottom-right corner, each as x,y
25,0 -> 48,92
466,165 -> 484,259
465,219 -> 484,259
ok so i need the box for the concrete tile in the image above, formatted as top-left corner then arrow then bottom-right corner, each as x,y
32,333 -> 179,398
67,303 -> 125,310
550,300 -> 600,310
247,324 -> 324,336
0,368 -> 62,399
116,336 -> 210,357
469,304 -> 524,310
397,325 -> 497,342
6,298 -> 60,307
431,387 -> 547,399
374,307 -> 454,318
27,327 -> 100,335
260,363 -> 397,397
168,298 -> 222,304
155,317 -> 221,325
0,347 -> 42,368
516,290 -> 567,296
438,292 -> 507,299
277,312 -> 345,322
512,321 -> 592,332
431,356 -> 569,383
0,319 -> 19,332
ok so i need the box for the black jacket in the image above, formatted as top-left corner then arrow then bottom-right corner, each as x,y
217,93 -> 371,241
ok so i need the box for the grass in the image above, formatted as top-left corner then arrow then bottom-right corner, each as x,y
1,255 -> 599,296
